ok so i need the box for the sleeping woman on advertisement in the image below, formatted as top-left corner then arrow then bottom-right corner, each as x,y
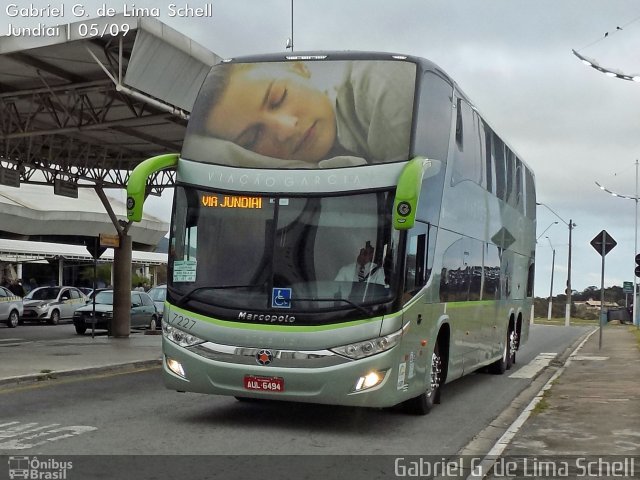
182,59 -> 416,168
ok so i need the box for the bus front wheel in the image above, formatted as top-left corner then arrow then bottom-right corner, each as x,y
403,342 -> 442,415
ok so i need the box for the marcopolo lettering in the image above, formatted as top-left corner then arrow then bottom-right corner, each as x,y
238,311 -> 296,323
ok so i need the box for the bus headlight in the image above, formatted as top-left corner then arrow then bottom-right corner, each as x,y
166,356 -> 186,378
330,328 -> 403,359
354,369 -> 389,392
163,323 -> 204,347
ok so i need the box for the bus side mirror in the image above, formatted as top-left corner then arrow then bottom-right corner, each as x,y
393,157 -> 427,230
127,153 -> 180,222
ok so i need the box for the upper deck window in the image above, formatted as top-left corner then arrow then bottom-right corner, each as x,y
183,60 -> 417,168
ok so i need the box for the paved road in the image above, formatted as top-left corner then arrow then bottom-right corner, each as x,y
0,324 -> 589,457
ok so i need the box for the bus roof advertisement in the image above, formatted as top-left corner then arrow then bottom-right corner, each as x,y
182,60 -> 416,169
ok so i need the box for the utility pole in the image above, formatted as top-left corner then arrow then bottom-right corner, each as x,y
547,237 -> 555,320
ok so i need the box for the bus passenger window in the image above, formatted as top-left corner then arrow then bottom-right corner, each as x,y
524,167 -> 536,220
527,262 -> 535,298
505,149 -> 515,207
452,99 -> 481,186
414,71 -> 453,162
515,157 -> 524,213
493,134 -> 506,200
403,223 -> 433,302
483,244 -> 501,300
483,123 -> 493,194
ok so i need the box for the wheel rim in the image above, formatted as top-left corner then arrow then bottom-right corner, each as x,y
150,318 -> 157,330
429,350 -> 442,394
51,312 -> 59,324
9,311 -> 18,327
509,330 -> 518,359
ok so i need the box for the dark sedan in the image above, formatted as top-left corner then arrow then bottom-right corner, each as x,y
73,290 -> 158,335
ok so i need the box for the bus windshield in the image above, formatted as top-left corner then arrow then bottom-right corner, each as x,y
169,187 -> 400,319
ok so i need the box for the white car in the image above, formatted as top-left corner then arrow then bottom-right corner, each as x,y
22,286 -> 87,325
0,286 -> 23,328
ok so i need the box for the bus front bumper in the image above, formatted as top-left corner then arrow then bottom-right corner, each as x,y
162,338 -> 417,409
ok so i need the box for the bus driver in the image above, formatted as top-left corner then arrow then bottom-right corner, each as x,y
335,241 -> 386,286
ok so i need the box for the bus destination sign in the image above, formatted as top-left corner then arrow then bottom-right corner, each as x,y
201,194 -> 263,209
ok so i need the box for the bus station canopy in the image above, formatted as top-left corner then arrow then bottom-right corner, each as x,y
0,15 -> 219,194
0,183 -> 168,249
0,238 -> 167,265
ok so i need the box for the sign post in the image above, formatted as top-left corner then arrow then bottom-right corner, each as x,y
590,230 -> 617,349
623,281 -> 633,310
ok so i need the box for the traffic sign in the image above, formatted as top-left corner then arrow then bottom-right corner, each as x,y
590,230 -> 617,257
623,281 -> 634,294
99,233 -> 120,248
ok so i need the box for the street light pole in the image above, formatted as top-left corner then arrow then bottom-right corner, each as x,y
566,219 -> 574,327
536,221 -> 558,241
635,160 -> 638,327
547,237 -> 555,320
537,202 -> 575,326
595,160 -> 639,327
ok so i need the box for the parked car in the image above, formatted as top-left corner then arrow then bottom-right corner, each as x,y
146,285 -> 166,323
0,286 -> 23,328
22,286 -> 87,325
73,290 -> 159,335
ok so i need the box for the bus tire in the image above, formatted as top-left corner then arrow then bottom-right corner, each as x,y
403,342 -> 442,415
489,326 -> 513,374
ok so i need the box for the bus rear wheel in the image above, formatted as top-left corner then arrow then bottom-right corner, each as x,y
489,327 -> 514,374
403,342 -> 442,415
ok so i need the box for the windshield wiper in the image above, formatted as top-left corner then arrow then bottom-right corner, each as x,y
291,297 -> 373,317
168,284 -> 264,307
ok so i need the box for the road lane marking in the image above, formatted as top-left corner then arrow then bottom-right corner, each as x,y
0,423 -> 59,439
0,338 -> 33,347
0,422 -> 97,450
509,352 -> 557,379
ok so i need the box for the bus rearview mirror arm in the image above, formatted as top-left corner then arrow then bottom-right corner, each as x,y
393,157 -> 441,230
126,153 -> 180,222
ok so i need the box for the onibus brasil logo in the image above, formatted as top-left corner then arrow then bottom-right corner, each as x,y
8,456 -> 72,479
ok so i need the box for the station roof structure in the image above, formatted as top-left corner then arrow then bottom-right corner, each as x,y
0,183 -> 168,249
0,237 -> 167,266
0,14 -> 219,194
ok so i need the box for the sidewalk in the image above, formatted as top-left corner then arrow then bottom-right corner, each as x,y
462,324 -> 640,479
505,324 -> 640,456
0,331 -> 162,386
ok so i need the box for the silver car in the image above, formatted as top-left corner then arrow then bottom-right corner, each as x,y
22,286 -> 87,325
0,286 -> 23,328
146,285 -> 166,323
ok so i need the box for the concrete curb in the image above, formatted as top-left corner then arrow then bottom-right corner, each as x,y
444,327 -> 597,477
0,358 -> 162,389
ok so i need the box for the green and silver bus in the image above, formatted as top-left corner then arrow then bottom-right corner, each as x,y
127,51 -> 536,414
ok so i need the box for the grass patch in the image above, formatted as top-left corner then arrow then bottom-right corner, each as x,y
531,388 -> 553,415
36,370 -> 57,381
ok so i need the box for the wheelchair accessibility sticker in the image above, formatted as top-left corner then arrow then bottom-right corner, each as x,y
271,288 -> 292,308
